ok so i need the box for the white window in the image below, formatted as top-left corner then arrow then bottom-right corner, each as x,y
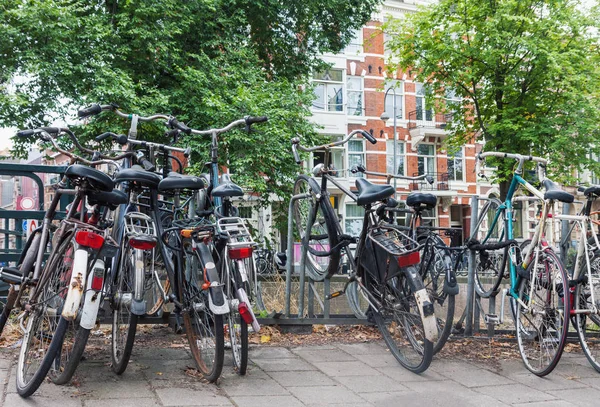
345,203 -> 365,235
384,81 -> 404,120
348,139 -> 365,178
345,29 -> 363,55
420,206 -> 437,228
313,138 -> 344,178
447,149 -> 464,181
415,83 -> 433,122
386,140 -> 405,176
347,76 -> 364,116
417,144 -> 435,176
313,69 -> 344,112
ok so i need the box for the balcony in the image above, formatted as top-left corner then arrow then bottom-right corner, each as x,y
407,110 -> 452,150
409,171 -> 458,210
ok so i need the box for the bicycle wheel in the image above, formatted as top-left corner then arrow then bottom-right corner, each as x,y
0,233 -> 42,336
368,268 -> 433,373
293,175 -> 340,280
574,253 -> 600,372
111,242 -> 139,375
470,198 -> 506,298
16,234 -> 73,397
418,233 -> 455,354
49,320 -> 90,385
224,258 -> 249,375
183,247 -> 224,382
515,248 -> 569,376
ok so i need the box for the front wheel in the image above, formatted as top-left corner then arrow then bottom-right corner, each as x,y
574,253 -> 600,372
515,249 -> 569,376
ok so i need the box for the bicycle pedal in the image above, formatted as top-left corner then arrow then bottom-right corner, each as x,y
484,314 -> 499,324
325,291 -> 344,300
0,267 -> 24,285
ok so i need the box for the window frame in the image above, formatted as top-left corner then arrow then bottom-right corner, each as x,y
447,148 -> 465,182
312,69 -> 345,113
384,80 -> 404,120
348,138 -> 365,178
344,28 -> 363,55
346,76 -> 364,117
386,139 -> 406,176
417,143 -> 436,176
344,203 -> 365,235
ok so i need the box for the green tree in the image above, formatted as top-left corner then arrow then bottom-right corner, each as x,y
1,0 -> 381,202
385,0 -> 600,197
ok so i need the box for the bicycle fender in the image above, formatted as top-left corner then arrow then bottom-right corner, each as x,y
80,259 -> 104,330
197,244 -> 229,315
62,249 -> 88,321
414,288 -> 439,343
443,266 -> 459,296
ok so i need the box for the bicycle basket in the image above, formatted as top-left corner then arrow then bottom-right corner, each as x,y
360,228 -> 420,283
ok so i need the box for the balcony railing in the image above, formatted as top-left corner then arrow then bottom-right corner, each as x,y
410,172 -> 459,191
407,110 -> 452,130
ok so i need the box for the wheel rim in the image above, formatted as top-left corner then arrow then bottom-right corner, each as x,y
112,246 -> 135,365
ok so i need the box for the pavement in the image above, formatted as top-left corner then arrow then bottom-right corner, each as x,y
1,330 -> 600,407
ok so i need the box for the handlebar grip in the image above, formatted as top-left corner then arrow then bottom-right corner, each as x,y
39,127 -> 60,135
292,142 -> 301,164
77,104 -> 102,118
245,116 -> 268,125
183,147 -> 191,158
95,132 -> 114,142
578,186 -> 586,193
360,130 -> 377,144
169,118 -> 192,134
139,156 -> 156,172
16,129 -> 35,137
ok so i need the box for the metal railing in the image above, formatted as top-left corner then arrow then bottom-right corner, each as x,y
407,110 -> 452,130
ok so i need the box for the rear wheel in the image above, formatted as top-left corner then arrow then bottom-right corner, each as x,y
293,175 -> 340,281
50,315 -> 91,384
574,252 -> 600,372
515,249 -> 569,376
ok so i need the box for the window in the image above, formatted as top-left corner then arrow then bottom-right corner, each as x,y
238,206 -> 253,219
313,148 -> 344,177
386,140 -> 405,176
420,206 -> 437,228
417,144 -> 435,176
447,149 -> 464,181
345,204 -> 365,235
384,81 -> 403,120
512,201 -> 524,239
415,83 -> 433,122
348,139 -> 365,178
313,69 -> 344,112
344,29 -> 363,55
347,76 -> 364,116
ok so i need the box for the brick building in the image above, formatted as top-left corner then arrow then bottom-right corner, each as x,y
307,0 -> 480,245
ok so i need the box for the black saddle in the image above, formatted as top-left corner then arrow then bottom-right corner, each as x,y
542,179 -> 574,203
355,178 -> 394,206
87,189 -> 128,210
115,165 -> 162,189
212,174 -> 244,198
406,193 -> 437,208
582,185 -> 600,197
158,172 -> 205,193
65,164 -> 113,192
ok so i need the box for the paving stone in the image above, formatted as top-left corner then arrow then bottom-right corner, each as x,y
311,361 -> 380,377
573,376 -> 600,390
499,371 -> 589,392
360,390 -> 509,407
156,386 -> 233,406
335,374 -> 409,393
250,358 -> 316,372
220,376 -> 290,397
290,344 -> 338,352
3,393 -> 83,407
133,347 -> 192,361
139,358 -> 191,381
248,346 -> 297,359
292,349 -> 356,363
433,361 -> 515,387
552,361 -> 600,379
512,401 -> 578,407
267,370 -> 336,387
287,385 -> 365,405
376,366 -> 446,382
335,342 -> 388,355
81,379 -> 152,399
230,395 -> 304,407
351,353 -> 406,368
84,398 -> 162,407
547,387 -> 600,407
473,383 -> 557,404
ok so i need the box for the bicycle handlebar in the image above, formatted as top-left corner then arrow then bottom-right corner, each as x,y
291,129 -> 376,164
477,151 -> 547,165
351,164 -> 433,183
189,115 -> 268,136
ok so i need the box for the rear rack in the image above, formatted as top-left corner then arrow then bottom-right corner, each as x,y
217,217 -> 256,248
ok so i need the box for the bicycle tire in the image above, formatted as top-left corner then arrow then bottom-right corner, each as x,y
515,248 -> 569,376
417,233 -> 455,354
367,268 -> 433,373
574,252 -> 600,372
292,175 -> 340,280
0,233 -> 42,336
183,246 -> 224,382
49,322 -> 90,385
470,198 -> 506,298
16,234 -> 73,397
111,242 -> 139,375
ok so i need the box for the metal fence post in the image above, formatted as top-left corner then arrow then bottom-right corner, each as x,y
465,195 -> 479,336
285,192 -> 310,317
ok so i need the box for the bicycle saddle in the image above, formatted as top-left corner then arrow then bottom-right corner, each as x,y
582,185 -> 600,197
87,188 -> 128,210
65,164 -> 114,192
158,171 -> 205,193
542,179 -> 574,203
212,173 -> 244,197
406,193 -> 437,208
115,165 -> 162,189
355,178 -> 394,206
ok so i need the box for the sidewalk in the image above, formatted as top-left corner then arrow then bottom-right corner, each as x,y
1,328 -> 600,407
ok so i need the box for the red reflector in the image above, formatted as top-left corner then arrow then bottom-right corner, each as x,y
397,251 -> 420,268
238,302 -> 254,324
91,275 -> 104,291
230,247 -> 253,260
75,230 -> 104,249
129,237 -> 157,250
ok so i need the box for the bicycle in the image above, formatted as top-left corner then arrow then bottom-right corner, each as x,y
0,126 -> 125,397
471,151 -> 573,376
292,132 -> 438,373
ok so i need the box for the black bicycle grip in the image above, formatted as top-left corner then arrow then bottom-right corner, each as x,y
77,104 -> 102,118
291,140 -> 301,164
245,116 -> 268,125
168,118 -> 191,134
183,147 -> 191,158
360,130 -> 376,144
140,156 -> 156,172
95,132 -> 115,142
16,129 -> 35,137
39,127 -> 60,135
